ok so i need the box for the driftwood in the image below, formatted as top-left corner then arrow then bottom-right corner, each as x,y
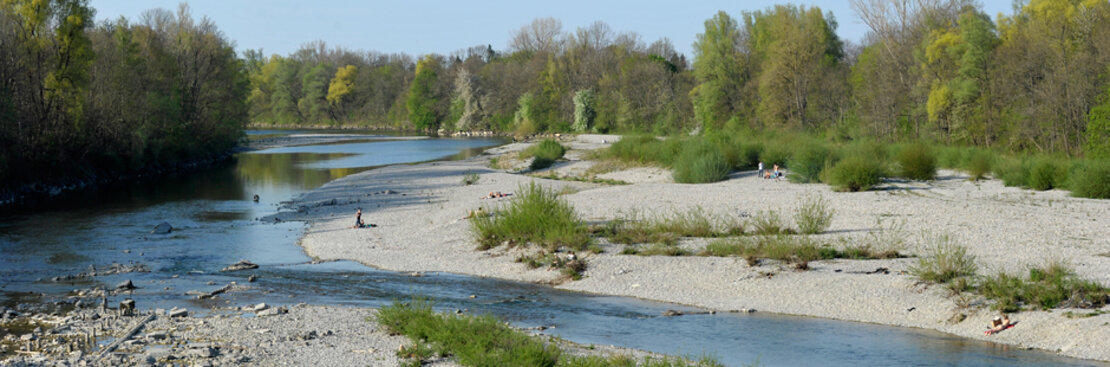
95,313 -> 155,361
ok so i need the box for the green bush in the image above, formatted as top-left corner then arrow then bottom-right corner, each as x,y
964,149 -> 994,181
673,141 -> 731,183
603,135 -> 688,167
979,262 -> 1110,312
788,143 -> 831,183
909,235 -> 977,284
895,143 -> 936,180
471,182 -> 590,251
1069,160 -> 1110,198
826,156 -> 884,192
523,139 -> 566,170
1027,157 -> 1065,191
759,144 -> 791,170
794,194 -> 835,235
993,157 -> 1028,187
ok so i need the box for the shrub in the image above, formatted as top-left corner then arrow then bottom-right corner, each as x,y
794,194 -> 835,235
673,141 -> 731,183
788,143 -> 831,183
1069,160 -> 1110,199
964,149 -> 993,181
604,135 -> 680,165
471,182 -> 590,251
895,143 -> 936,180
909,235 -> 977,284
826,156 -> 884,192
1027,158 -> 1053,190
979,262 -> 1110,312
759,144 -> 791,171
522,139 -> 566,170
993,157 -> 1028,187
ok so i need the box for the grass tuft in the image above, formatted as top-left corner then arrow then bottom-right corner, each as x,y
472,182 -> 590,251
794,194 -> 835,235
909,235 -> 977,284
672,141 -> 731,184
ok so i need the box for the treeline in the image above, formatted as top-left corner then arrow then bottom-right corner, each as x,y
0,1 -> 246,188
247,0 -> 1110,158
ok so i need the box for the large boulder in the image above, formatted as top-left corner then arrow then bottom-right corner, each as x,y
151,222 -> 172,234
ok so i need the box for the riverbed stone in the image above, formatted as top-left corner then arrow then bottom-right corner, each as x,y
151,222 -> 172,234
220,260 -> 258,272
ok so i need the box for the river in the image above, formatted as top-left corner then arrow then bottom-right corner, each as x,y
0,131 -> 1104,366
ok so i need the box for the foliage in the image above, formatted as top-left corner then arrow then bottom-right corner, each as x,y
522,139 -> 567,170
794,194 -> 835,235
750,210 -> 792,235
672,140 -> 731,183
0,2 -> 247,189
909,235 -> 977,284
895,143 -> 937,181
979,262 -> 1110,312
993,157 -> 1029,188
1027,157 -> 1063,191
471,182 -> 590,251
1068,160 -> 1110,199
572,89 -> 596,132
787,142 -> 831,183
407,56 -> 441,132
599,209 -> 743,246
825,156 -> 884,192
377,299 -> 561,367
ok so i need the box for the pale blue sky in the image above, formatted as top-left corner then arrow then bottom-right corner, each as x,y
87,1 -> 1014,58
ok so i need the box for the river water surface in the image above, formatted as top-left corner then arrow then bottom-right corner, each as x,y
0,131 -> 1104,367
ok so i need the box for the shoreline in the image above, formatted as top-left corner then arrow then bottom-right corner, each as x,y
276,134 -> 1110,363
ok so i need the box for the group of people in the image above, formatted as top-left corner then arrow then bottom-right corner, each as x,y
757,161 -> 783,180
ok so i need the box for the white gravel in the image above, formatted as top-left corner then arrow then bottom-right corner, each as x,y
269,134 -> 1110,363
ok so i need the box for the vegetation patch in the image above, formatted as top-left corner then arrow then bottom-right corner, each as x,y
597,209 -> 744,246
895,143 -> 937,181
750,210 -> 793,235
700,235 -> 897,269
472,182 -> 590,251
826,156 -> 884,192
376,299 -> 724,367
909,235 -> 977,284
1068,160 -> 1110,199
978,262 -> 1110,312
522,139 -> 568,170
461,171 -> 480,185
793,194 -> 835,235
672,140 -> 731,183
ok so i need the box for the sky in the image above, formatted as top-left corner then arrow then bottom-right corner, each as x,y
87,0 -> 1015,59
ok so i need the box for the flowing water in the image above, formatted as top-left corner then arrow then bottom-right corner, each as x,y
0,131 -> 1104,367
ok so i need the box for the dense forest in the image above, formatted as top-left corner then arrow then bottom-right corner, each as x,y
2,0 -> 1109,193
0,1 -> 246,189
245,0 -> 1110,158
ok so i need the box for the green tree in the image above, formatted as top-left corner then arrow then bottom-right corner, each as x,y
1087,79 -> 1110,159
572,89 -> 596,132
692,11 -> 747,130
407,55 -> 441,132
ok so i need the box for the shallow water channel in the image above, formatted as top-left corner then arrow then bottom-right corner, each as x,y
0,131 -> 1104,367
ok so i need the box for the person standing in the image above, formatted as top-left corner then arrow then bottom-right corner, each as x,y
353,208 -> 364,228
758,161 -> 765,179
